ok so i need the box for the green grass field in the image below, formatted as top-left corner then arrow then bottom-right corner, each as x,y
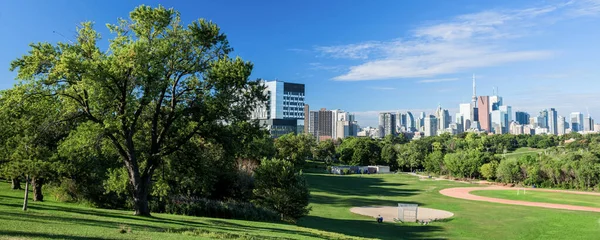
498,147 -> 544,158
471,189 -> 600,208
2,173 -> 600,239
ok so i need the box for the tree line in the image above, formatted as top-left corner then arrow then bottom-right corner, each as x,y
307,131 -> 600,190
0,5 -> 309,221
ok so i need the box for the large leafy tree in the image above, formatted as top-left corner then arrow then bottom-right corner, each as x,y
10,6 -> 265,216
252,159 -> 310,221
0,85 -> 70,205
274,133 -> 315,167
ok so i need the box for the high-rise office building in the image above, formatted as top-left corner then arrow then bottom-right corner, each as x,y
584,115 -> 594,132
251,80 -> 305,138
459,103 -> 472,130
548,108 -> 558,135
317,108 -> 333,141
515,111 -> 530,125
499,105 -> 511,133
490,95 -> 503,112
406,111 -> 415,132
478,96 -> 491,132
304,104 -> 310,134
424,115 -> 438,137
331,109 -> 344,140
378,112 -> 396,138
538,109 -> 548,129
557,115 -> 566,135
435,106 -> 450,131
570,112 -> 584,132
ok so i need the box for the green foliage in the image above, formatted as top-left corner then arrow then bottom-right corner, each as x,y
10,5 -> 266,215
252,159 -> 311,221
164,196 -> 280,222
424,150 -> 445,174
496,159 -> 522,183
444,149 -> 484,178
275,134 -> 316,167
312,139 -> 336,164
380,143 -> 399,171
480,161 -> 498,180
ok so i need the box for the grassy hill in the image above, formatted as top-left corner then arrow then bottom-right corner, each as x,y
2,173 -> 600,239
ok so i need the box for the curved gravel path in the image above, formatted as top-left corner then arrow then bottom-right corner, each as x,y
439,187 -> 600,213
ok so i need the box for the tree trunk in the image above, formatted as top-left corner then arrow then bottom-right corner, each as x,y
132,173 -> 151,216
23,176 -> 29,211
11,178 -> 21,190
32,177 -> 44,202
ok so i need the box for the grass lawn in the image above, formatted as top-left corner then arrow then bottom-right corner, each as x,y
2,173 -> 600,240
470,189 -> 600,208
499,147 -> 544,158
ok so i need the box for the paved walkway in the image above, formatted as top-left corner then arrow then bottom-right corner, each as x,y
439,187 -> 600,212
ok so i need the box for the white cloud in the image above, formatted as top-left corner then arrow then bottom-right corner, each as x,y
314,1 -> 599,81
417,78 -> 459,83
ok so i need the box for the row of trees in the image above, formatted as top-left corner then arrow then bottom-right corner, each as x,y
1,5 -> 309,220
304,130 -> 600,190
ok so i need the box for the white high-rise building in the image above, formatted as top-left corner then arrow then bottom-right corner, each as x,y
424,115 -> 438,137
251,80 -> 305,120
378,112 -> 396,138
557,116 -> 566,135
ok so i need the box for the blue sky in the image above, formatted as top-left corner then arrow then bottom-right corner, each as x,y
1,0 -> 600,127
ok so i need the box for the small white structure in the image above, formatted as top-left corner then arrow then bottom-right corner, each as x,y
368,165 -> 390,173
398,203 -> 418,222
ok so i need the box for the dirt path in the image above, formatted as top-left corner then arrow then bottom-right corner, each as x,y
350,206 -> 454,223
439,187 -> 600,212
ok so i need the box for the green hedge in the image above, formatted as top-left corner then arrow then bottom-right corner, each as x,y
163,196 -> 280,222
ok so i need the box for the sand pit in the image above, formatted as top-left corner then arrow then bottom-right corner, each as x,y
350,206 -> 454,223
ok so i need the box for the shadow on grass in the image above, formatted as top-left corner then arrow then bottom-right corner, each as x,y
0,210 -> 168,232
0,230 -> 115,240
11,202 -> 208,228
206,219 -> 334,239
306,173 -> 420,198
299,216 -> 446,240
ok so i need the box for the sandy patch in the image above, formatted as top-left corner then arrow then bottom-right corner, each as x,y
440,187 -> 600,212
350,206 -> 454,223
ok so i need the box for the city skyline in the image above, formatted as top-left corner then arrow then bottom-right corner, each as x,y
1,1 -> 600,128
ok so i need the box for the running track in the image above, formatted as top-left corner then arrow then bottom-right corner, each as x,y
439,187 -> 600,213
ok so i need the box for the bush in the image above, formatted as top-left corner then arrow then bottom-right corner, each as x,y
342,169 -> 350,175
252,159 -> 311,221
163,196 -> 280,222
326,166 -> 332,173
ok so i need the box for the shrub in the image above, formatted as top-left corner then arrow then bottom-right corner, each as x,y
163,196 -> 280,222
326,166 -> 332,173
252,159 -> 311,221
342,169 -> 350,175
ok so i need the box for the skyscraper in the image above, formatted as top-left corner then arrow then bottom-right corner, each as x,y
570,112 -> 584,132
435,106 -> 450,131
406,111 -> 415,132
478,96 -> 491,132
557,115 -> 566,135
515,111 -> 530,125
584,115 -> 594,132
424,115 -> 438,137
304,104 -> 310,134
548,108 -> 558,135
538,109 -> 548,129
459,103 -> 472,130
331,109 -> 344,140
308,111 -> 318,138
378,112 -> 396,138
251,80 -> 305,138
490,94 -> 503,112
